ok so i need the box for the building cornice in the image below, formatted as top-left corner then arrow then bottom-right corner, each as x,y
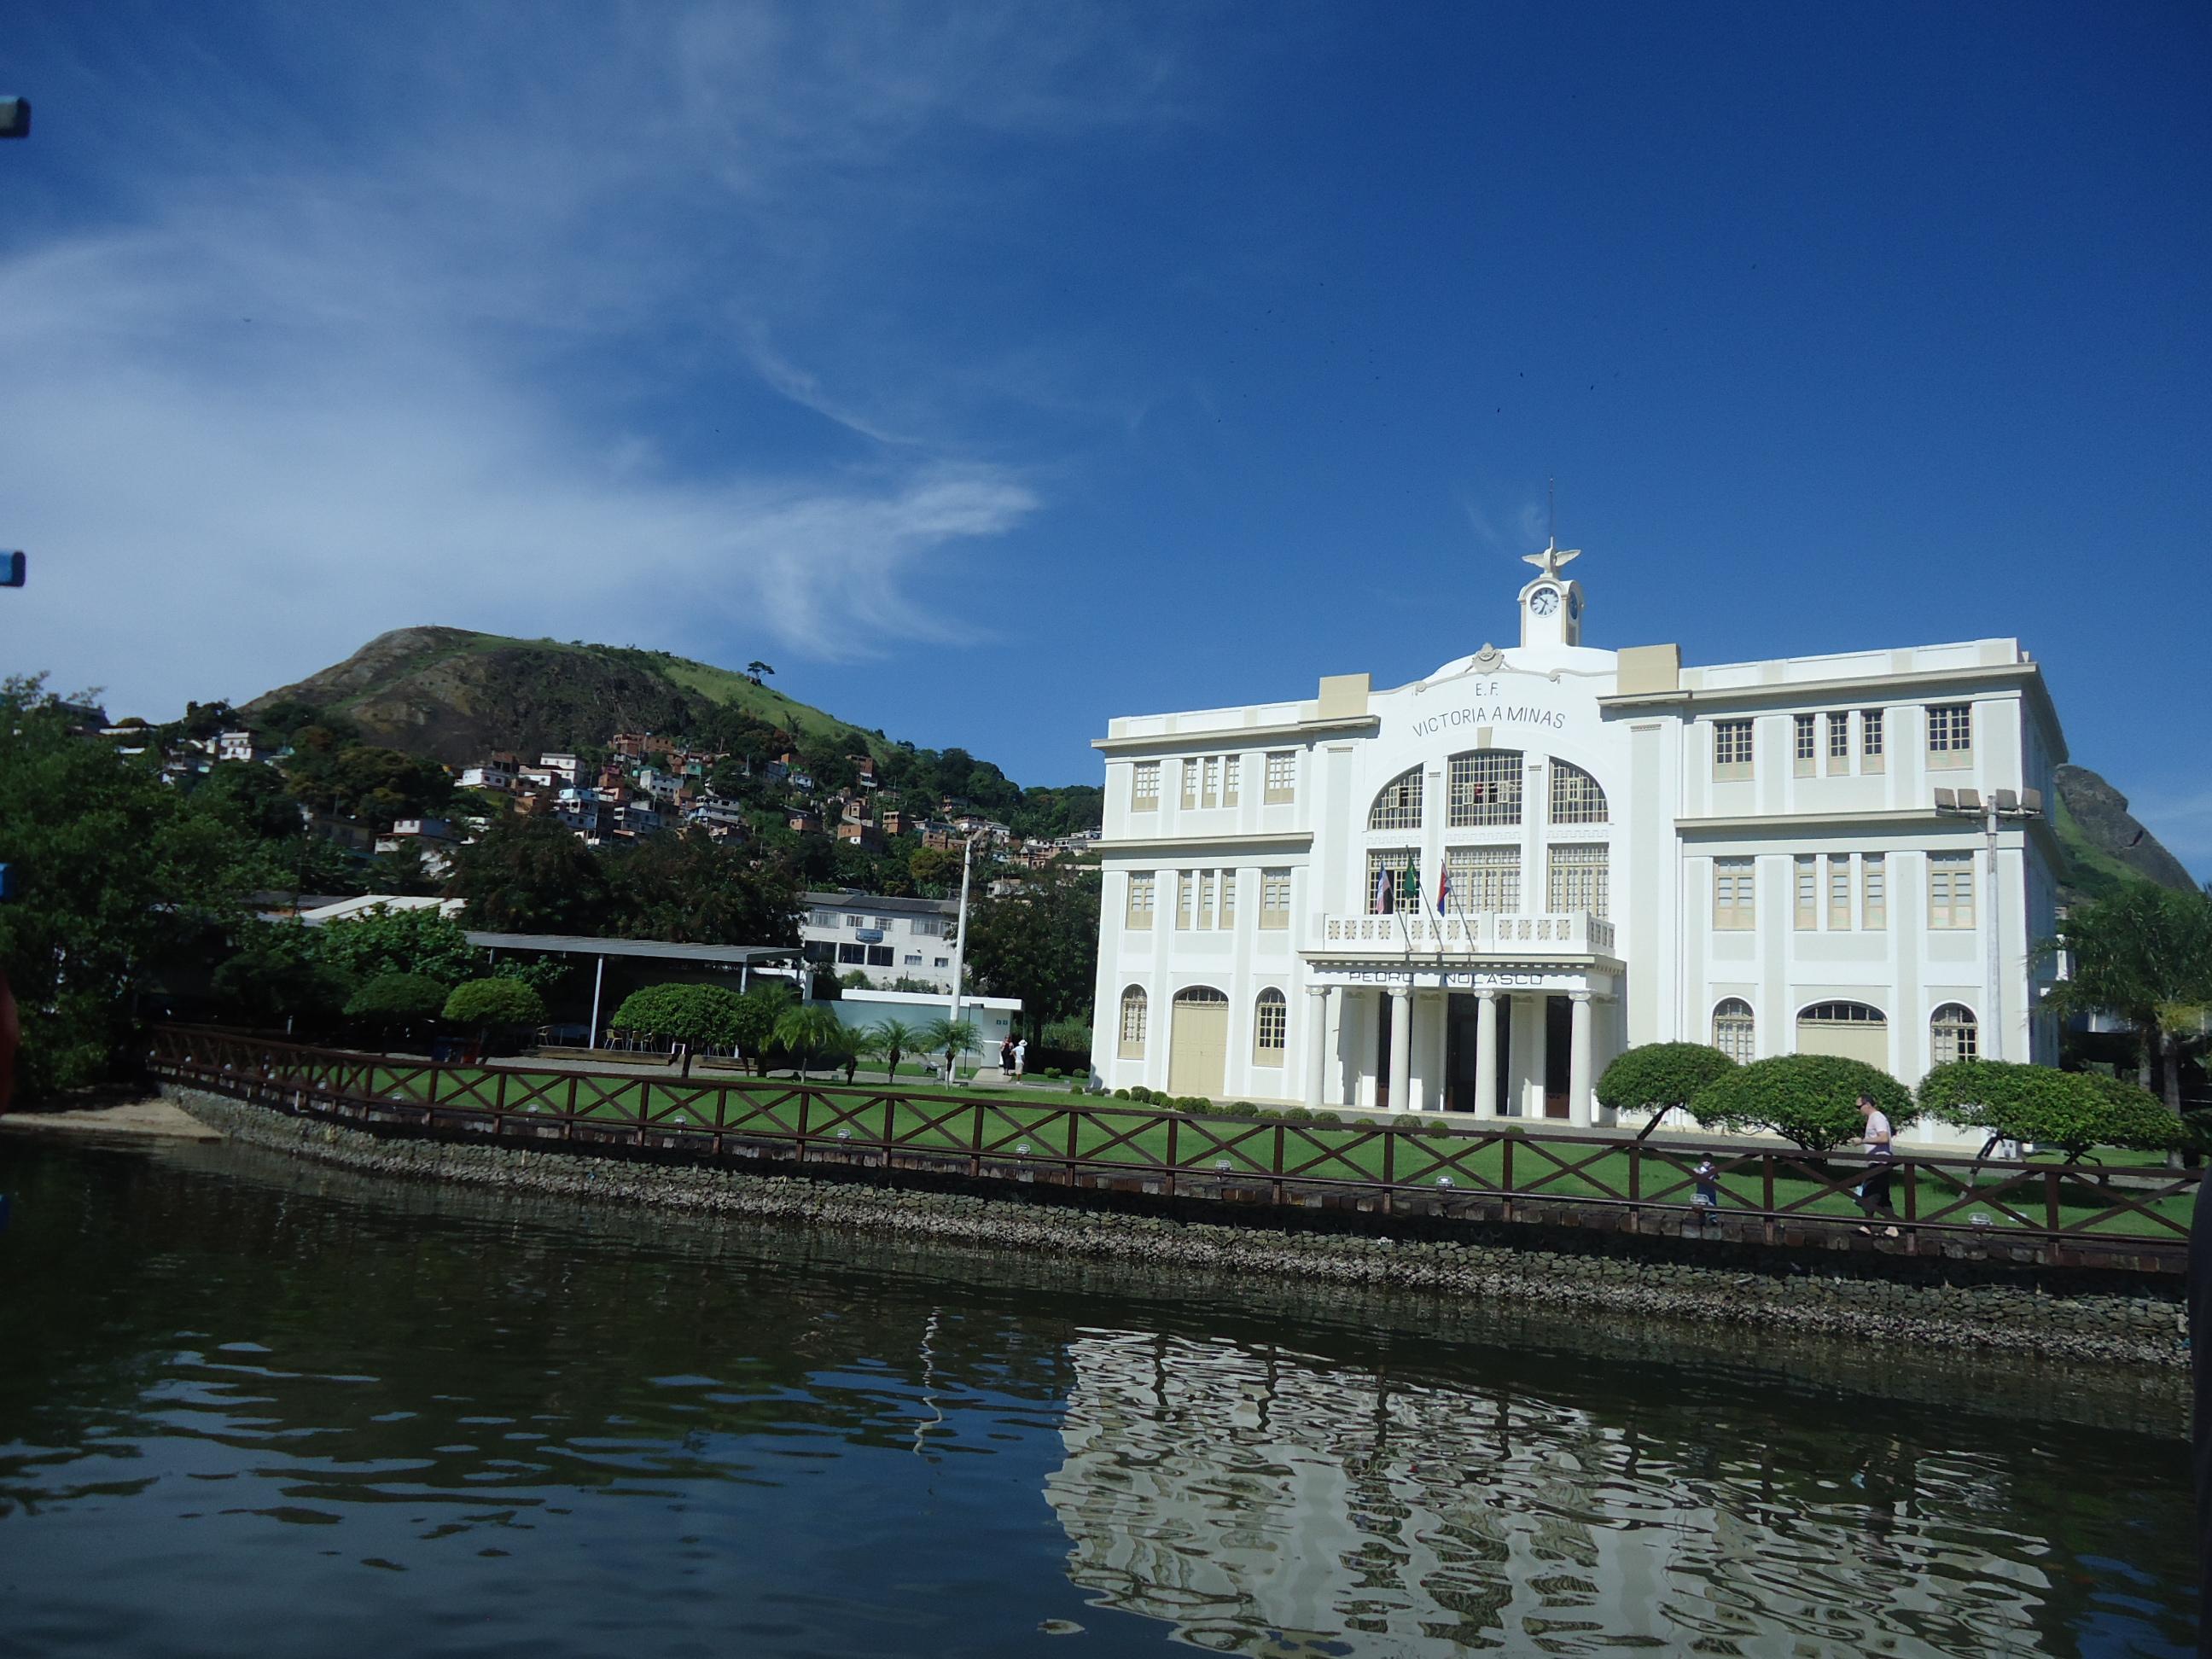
1601,661 -> 2068,763
1091,830 -> 1315,855
1091,715 -> 1380,755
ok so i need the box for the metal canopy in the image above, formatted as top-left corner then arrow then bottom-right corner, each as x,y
464,932 -> 800,966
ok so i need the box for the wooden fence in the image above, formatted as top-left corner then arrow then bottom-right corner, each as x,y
148,1026 -> 2198,1271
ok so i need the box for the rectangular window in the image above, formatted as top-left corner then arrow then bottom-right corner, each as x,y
1828,855 -> 1853,929
1861,708 -> 1886,772
1254,996 -> 1287,1058
873,916 -> 894,931
1793,714 -> 1817,777
1547,844 -> 1609,919
1548,763 -> 1608,824
1204,757 -> 1222,809
1366,849 -> 1419,915
837,942 -> 866,963
810,909 -> 839,928
1131,761 -> 1161,811
866,946 -> 894,967
1446,846 -> 1520,914
904,953 -> 922,965
1714,719 -> 1754,781
1264,751 -> 1296,805
1221,755 -> 1241,809
1927,703 -> 1973,770
1180,760 -> 1200,811
1929,851 -> 1976,928
1713,858 -> 1755,930
1448,752 -> 1522,827
1176,870 -> 1196,929
1862,854 -> 1887,930
934,957 -> 949,968
1195,870 -> 1216,929
845,913 -> 864,928
1260,869 -> 1292,929
1794,855 -> 1819,930
912,917 -> 946,937
1126,872 -> 1156,929
1219,869 -> 1237,928
1827,713 -> 1850,775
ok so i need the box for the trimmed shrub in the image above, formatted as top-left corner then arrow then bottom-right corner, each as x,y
1423,1116 -> 1455,1138
1281,1106 -> 1313,1124
1919,1059 -> 2182,1160
441,977 -> 546,1033
1691,1053 -> 1912,1152
1392,1113 -> 1422,1131
345,972 -> 450,1027
1177,1095 -> 1210,1113
1225,1100 -> 1261,1119
1597,1042 -> 1737,1124
1312,1110 -> 1342,1126
1111,1087 -> 1130,1100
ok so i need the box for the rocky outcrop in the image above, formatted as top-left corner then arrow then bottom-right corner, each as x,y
2054,764 -> 2198,902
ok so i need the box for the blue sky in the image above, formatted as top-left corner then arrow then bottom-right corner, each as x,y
4,4 -> 2207,875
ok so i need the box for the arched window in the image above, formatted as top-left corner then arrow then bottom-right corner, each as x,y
1930,1003 -> 1977,1066
1369,768 -> 1423,830
1549,760 -> 1609,824
1713,998 -> 1755,1062
1796,1001 -> 1889,1068
1118,987 -> 1148,1059
1253,989 -> 1288,1064
1447,750 -> 1522,827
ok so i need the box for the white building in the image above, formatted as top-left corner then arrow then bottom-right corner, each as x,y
1088,544 -> 2064,1144
801,891 -> 962,991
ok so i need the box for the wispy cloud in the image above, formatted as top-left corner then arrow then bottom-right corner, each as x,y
0,3 -> 1190,714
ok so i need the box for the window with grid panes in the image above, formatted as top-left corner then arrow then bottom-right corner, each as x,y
1547,844 -> 1608,918
1117,987 -> 1147,1057
1179,760 -> 1199,811
1793,714 -> 1817,775
1862,855 -> 1887,929
1264,751 -> 1296,804
1221,755 -> 1240,808
1713,998 -> 1755,1062
1218,869 -> 1237,928
1202,756 -> 1221,808
1366,848 -> 1418,914
1195,870 -> 1215,929
1794,856 -> 1818,929
1931,1004 -> 1978,1065
1828,856 -> 1853,929
1714,719 -> 1753,780
1549,760 -> 1608,824
1131,761 -> 1160,810
1929,852 -> 1976,928
1448,750 -> 1522,826
1260,869 -> 1292,929
1175,870 -> 1196,929
1446,846 -> 1519,913
1368,767 -> 1423,830
1714,858 -> 1755,929
1827,713 -> 1850,773
1861,708 -> 1885,771
1926,703 -> 1973,768
1253,990 -> 1287,1063
1125,872 -> 1155,929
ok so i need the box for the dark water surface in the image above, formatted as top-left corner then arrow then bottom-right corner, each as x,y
0,1134 -> 2193,1657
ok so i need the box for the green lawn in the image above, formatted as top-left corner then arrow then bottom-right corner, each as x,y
321,1061 -> 2194,1242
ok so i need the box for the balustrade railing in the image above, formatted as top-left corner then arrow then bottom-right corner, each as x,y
1319,911 -> 1616,955
147,1025 -> 2191,1266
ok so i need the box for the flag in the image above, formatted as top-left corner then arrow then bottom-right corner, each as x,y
1436,859 -> 1451,912
1374,865 -> 1392,914
1400,853 -> 1419,913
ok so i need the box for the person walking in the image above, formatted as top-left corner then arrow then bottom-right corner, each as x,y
1012,1038 -> 1027,1081
1692,1155 -> 1721,1221
998,1036 -> 1015,1076
1855,1093 -> 1900,1238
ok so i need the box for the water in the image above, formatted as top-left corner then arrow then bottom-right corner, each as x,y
0,1134 -> 2193,1657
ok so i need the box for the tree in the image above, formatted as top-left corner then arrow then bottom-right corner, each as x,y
746,661 -> 775,685
315,905 -> 481,985
862,1017 -> 922,1082
731,983 -> 795,1074
2040,882 -> 2212,1116
344,973 -> 451,1049
908,845 -> 959,890
920,1016 -> 981,1083
602,830 -> 800,946
0,677 -> 264,1095
771,1003 -> 845,1078
609,981 -> 748,1077
445,812 -> 613,934
1919,1058 -> 2181,1161
960,865 -> 1101,1041
210,922 -> 357,1031
1690,1054 -> 1913,1152
441,978 -> 546,1049
1596,1043 -> 1738,1138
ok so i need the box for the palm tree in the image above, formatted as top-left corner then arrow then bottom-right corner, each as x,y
920,1017 -> 981,1085
771,1004 -> 846,1080
2040,882 -> 2212,1115
863,1017 -> 923,1082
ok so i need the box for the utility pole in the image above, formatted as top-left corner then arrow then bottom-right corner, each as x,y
945,829 -> 987,1080
1934,785 -> 2043,1063
0,98 -> 26,1110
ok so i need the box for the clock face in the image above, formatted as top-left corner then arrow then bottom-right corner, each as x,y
1529,586 -> 1559,617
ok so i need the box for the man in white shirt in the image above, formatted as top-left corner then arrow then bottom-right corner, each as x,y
1012,1038 -> 1027,1081
1856,1093 -> 1900,1237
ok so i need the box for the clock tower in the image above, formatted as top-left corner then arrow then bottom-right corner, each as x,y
1517,539 -> 1586,648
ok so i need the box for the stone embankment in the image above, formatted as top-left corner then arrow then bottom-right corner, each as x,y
166,1087 -> 2186,1368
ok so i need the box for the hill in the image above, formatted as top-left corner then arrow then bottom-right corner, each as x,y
2052,764 -> 2199,905
243,627 -> 895,768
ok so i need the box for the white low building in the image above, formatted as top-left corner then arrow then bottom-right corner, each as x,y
1087,544 -> 2064,1144
800,891 -> 961,992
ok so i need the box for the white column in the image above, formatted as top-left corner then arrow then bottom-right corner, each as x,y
1524,995 -> 1548,1119
1304,987 -> 1330,1110
588,954 -> 605,1048
1431,992 -> 1451,1114
1387,987 -> 1412,1115
1473,990 -> 1499,1118
1569,992 -> 1594,1127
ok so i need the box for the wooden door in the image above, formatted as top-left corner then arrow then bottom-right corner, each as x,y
1167,988 -> 1229,1098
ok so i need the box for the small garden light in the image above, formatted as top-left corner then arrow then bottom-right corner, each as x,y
1016,1141 -> 1032,1155
1436,1176 -> 1454,1189
1215,1159 -> 1233,1173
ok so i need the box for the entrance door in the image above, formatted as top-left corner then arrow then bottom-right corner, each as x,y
1796,1001 -> 1889,1069
1167,987 -> 1230,1098
1543,994 -> 1572,1119
1373,992 -> 1394,1110
1443,994 -> 1513,1115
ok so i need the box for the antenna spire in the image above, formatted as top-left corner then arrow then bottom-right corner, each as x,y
1547,477 -> 1557,548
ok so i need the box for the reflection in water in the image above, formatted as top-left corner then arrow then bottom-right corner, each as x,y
0,1134 -> 2192,1658
1047,1332 -> 2076,1654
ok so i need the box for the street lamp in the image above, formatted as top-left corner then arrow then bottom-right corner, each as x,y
944,826 -> 989,1081
1933,785 -> 2043,1062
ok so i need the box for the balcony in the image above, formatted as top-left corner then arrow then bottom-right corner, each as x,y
1313,911 -> 1617,960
